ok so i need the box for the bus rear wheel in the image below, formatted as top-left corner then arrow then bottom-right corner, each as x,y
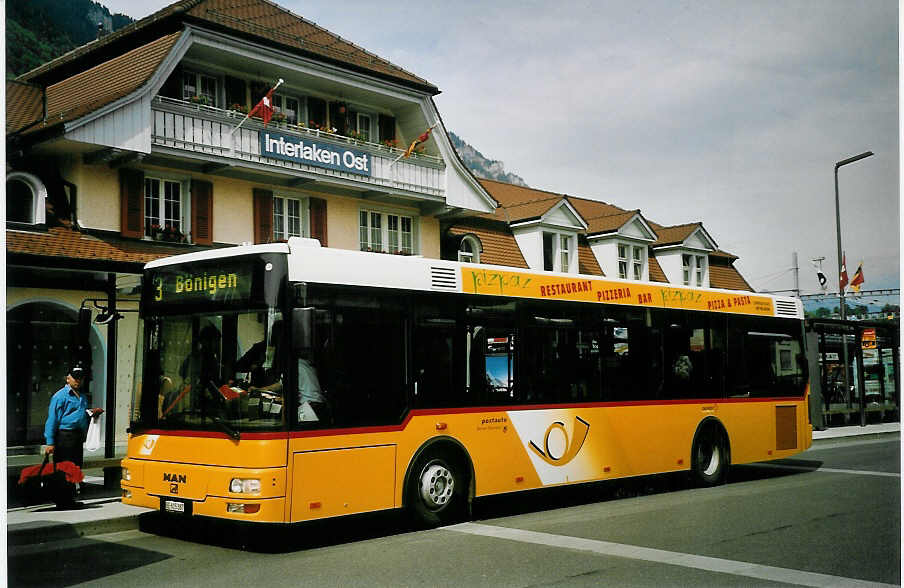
408,451 -> 468,527
691,425 -> 728,487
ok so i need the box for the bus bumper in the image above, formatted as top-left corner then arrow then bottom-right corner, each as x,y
121,485 -> 287,522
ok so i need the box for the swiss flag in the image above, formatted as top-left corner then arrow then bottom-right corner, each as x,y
250,89 -> 275,125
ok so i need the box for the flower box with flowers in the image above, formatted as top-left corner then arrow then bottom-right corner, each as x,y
160,225 -> 185,243
189,95 -> 210,107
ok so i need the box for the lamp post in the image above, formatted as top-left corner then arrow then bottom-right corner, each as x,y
834,150 -> 873,426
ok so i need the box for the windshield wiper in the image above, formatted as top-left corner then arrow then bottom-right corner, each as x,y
212,416 -> 240,440
206,381 -> 240,440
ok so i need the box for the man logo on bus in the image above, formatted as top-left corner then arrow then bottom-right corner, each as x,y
528,416 -> 590,466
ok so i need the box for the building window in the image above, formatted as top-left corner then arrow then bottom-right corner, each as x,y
618,244 -> 628,279
273,196 -> 305,241
274,94 -> 301,125
543,231 -> 574,272
183,71 -> 218,106
360,209 -> 415,254
696,255 -> 706,287
458,235 -> 481,263
145,177 -> 185,239
559,235 -> 570,273
682,254 -> 691,286
6,172 -> 46,225
633,247 -> 644,280
356,113 -> 371,142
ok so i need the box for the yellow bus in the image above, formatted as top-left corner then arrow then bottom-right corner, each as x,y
121,238 -> 811,526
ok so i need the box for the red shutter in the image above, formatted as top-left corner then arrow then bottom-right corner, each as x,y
119,168 -> 144,238
309,197 -> 327,247
191,180 -> 213,245
253,188 -> 273,244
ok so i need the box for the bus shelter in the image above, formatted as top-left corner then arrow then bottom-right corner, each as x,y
806,319 -> 899,429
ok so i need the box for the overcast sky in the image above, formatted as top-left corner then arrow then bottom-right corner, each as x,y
102,0 -> 899,299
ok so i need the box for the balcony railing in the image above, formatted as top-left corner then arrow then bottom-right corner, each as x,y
151,96 -> 445,198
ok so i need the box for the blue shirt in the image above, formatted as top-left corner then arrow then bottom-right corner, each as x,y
44,384 -> 89,445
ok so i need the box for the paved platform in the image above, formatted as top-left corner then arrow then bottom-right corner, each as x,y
6,423 -> 898,545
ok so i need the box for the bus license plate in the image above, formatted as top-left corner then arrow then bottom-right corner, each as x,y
164,499 -> 187,514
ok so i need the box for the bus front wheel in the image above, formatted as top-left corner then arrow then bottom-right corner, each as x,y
408,451 -> 468,527
691,424 -> 728,487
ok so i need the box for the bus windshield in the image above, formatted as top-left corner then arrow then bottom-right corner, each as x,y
136,309 -> 288,434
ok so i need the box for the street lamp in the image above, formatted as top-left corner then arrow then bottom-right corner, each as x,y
833,150 -> 873,426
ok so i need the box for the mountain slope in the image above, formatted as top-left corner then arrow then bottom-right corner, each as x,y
449,132 -> 528,187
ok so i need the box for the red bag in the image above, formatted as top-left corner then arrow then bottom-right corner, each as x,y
18,454 -> 83,505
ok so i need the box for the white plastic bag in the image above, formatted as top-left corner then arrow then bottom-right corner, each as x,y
85,414 -> 101,451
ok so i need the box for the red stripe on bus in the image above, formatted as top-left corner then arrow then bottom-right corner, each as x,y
138,395 -> 805,440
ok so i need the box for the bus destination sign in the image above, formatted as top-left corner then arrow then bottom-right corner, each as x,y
461,268 -> 775,316
149,267 -> 252,306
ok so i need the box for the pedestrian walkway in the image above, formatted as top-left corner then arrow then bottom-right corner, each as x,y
7,423 -> 899,545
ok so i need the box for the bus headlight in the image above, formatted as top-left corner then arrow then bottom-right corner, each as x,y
229,478 -> 261,494
122,467 -> 131,481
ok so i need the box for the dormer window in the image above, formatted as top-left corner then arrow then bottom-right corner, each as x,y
682,254 -> 708,286
458,235 -> 481,263
543,231 -> 575,272
6,172 -> 47,226
618,243 -> 646,280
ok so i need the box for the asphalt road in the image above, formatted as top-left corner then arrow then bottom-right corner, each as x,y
10,435 -> 900,587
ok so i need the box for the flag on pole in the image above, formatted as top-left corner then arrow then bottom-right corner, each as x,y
230,78 -> 284,134
811,260 -> 827,291
388,123 -> 438,168
250,88 -> 275,125
849,262 -> 864,293
403,125 -> 434,158
839,254 -> 849,292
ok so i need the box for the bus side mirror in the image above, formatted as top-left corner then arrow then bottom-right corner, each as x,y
292,307 -> 314,355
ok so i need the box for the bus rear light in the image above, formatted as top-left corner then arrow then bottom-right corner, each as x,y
435,422 -> 447,431
515,476 -> 524,483
677,459 -> 684,465
227,503 -> 260,514
603,466 -> 611,473
309,501 -> 322,509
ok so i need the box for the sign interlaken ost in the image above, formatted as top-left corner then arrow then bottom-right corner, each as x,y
260,131 -> 371,177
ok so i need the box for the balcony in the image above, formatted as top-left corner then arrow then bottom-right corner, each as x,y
150,96 -> 445,198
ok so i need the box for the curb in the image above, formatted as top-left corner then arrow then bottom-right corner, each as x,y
811,430 -> 899,445
8,501 -> 143,546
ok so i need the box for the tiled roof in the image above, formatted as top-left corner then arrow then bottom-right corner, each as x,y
648,222 -> 701,247
19,0 -> 436,93
584,209 -> 643,236
565,196 -> 631,226
446,224 -> 528,269
709,259 -> 753,291
577,236 -> 603,276
6,81 -> 44,134
648,255 -> 668,282
7,227 -> 198,267
10,33 -> 182,137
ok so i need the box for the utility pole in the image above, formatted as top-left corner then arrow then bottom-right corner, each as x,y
792,252 -> 800,298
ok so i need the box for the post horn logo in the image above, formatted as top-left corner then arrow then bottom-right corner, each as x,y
528,416 -> 590,466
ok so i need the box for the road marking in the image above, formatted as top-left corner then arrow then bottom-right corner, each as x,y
446,522 -> 896,588
750,463 -> 900,478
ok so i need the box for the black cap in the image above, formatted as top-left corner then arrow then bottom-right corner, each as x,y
70,367 -> 88,380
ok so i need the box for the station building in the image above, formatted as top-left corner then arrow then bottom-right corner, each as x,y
7,0 -> 758,457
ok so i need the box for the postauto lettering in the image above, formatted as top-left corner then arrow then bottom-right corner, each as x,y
261,132 -> 371,176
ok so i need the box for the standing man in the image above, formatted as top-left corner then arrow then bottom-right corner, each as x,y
44,366 -> 104,468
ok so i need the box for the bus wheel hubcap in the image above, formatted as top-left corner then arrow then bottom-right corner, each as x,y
702,443 -> 720,476
420,463 -> 454,509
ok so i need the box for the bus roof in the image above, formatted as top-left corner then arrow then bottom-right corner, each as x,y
144,238 -> 803,319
